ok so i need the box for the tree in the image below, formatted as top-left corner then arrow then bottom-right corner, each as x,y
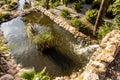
93,0 -> 110,36
46,0 -> 50,9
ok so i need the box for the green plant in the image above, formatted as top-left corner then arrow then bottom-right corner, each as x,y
53,1 -> 60,7
60,9 -> 70,18
85,9 -> 98,24
69,18 -> 83,30
34,1 -> 41,7
21,68 -> 35,80
106,0 -> 120,17
0,41 -> 10,54
106,5 -> 115,18
97,22 -> 111,41
112,0 -> 120,15
21,67 -> 50,80
39,0 -> 46,8
50,0 -> 60,7
92,0 -> 101,9
72,2 -> 82,12
112,14 -> 120,30
33,32 -> 54,51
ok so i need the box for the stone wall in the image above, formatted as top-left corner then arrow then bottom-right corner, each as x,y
78,30 -> 120,80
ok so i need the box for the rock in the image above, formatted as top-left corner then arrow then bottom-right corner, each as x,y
7,69 -> 17,75
0,74 -> 14,80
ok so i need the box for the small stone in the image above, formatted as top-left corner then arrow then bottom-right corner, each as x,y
7,69 -> 17,75
0,74 -> 14,80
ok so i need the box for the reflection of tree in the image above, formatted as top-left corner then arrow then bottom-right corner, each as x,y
22,11 -> 53,27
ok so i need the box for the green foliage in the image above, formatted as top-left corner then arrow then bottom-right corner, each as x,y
112,14 -> 120,30
21,68 -> 35,80
0,41 -> 10,54
33,67 -> 50,80
92,0 -> 101,9
69,18 -> 92,35
69,18 -> 84,30
112,0 -> 120,15
84,0 -> 94,4
97,22 -> 111,40
38,0 -> 46,8
85,9 -> 98,24
60,9 -> 70,18
34,1 -> 41,7
106,5 -> 115,18
21,67 -> 50,80
72,2 -> 82,12
106,0 -> 120,18
50,0 -> 60,7
0,13 -> 12,21
33,32 -> 54,51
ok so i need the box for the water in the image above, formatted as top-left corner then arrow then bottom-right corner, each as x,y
0,0 -> 99,78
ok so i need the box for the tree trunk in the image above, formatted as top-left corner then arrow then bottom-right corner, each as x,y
93,0 -> 109,36
46,0 -> 49,9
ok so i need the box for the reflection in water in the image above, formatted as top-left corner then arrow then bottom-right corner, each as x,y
0,11 -> 88,78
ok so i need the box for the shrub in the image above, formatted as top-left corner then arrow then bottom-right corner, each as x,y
60,9 -> 70,18
0,41 -> 10,54
21,67 -> 50,80
33,32 -> 54,51
34,1 -> 41,7
84,0 -> 94,4
72,2 -> 82,12
92,0 -> 101,9
106,0 -> 120,18
112,14 -> 120,30
106,5 -> 115,18
112,0 -> 120,15
53,1 -> 60,7
85,9 -> 98,24
69,18 -> 84,30
97,22 -> 111,40
50,0 -> 60,7
69,18 -> 92,35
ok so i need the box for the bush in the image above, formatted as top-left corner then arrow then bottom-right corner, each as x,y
92,0 -> 101,9
33,32 -> 54,51
72,2 -> 82,12
85,9 -> 98,24
69,18 -> 92,35
60,9 -> 70,18
112,0 -> 120,15
84,0 -> 94,4
50,0 -> 60,7
106,0 -> 120,18
21,67 -> 50,80
69,18 -> 84,30
34,1 -> 41,7
97,22 -> 111,40
112,14 -> 120,30
106,5 -> 115,18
